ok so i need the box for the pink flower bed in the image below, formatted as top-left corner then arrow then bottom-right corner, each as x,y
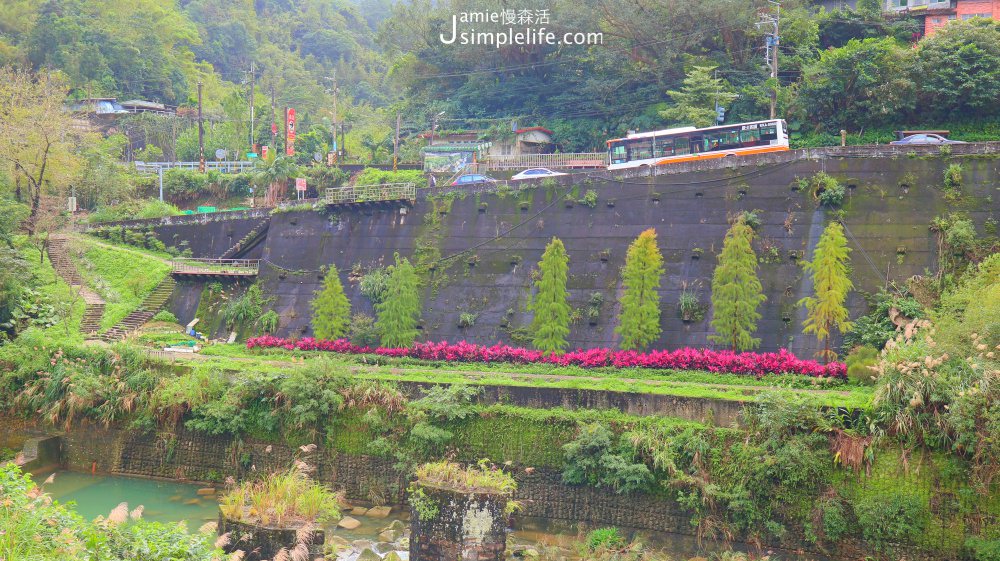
246,336 -> 846,378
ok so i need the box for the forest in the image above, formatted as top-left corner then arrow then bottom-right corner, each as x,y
1,0 -> 1000,157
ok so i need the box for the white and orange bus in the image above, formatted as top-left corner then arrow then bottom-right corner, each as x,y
606,119 -> 789,170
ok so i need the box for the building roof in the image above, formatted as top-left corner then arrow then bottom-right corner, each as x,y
515,126 -> 554,136
422,141 -> 493,153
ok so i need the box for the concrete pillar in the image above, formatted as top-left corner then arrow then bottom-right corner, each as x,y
409,483 -> 510,561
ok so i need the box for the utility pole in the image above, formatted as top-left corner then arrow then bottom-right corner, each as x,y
430,111 -> 444,146
757,0 -> 780,119
394,112 -> 401,171
197,81 -> 205,172
270,84 -> 277,153
248,61 -> 255,152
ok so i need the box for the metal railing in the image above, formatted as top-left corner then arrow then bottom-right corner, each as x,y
134,161 -> 257,174
325,183 -> 417,205
482,153 -> 606,170
170,258 -> 260,275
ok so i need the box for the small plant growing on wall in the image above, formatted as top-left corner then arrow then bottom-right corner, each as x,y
678,288 -> 705,323
579,189 -> 599,208
809,172 -> 846,207
457,312 -> 478,328
943,163 -> 963,190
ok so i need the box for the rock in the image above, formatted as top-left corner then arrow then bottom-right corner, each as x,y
338,516 -> 362,530
383,552 -> 404,561
356,548 -> 381,561
351,539 -> 373,550
196,488 -> 216,496
523,548 -> 539,558
366,505 -> 392,518
350,506 -> 370,516
378,528 -> 403,542
183,498 -> 201,505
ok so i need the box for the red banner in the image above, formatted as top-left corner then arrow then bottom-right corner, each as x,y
285,108 -> 296,156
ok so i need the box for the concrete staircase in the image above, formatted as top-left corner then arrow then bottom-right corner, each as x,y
219,218 -> 270,259
99,276 -> 177,343
47,235 -> 105,338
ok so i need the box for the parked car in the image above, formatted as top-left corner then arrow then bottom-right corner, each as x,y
451,174 -> 497,186
890,134 -> 966,145
511,168 -> 568,181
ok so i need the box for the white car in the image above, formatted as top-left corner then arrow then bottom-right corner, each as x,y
510,168 -> 568,181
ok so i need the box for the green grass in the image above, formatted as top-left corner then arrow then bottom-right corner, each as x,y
160,347 -> 874,410
72,237 -> 171,330
17,238 -> 84,346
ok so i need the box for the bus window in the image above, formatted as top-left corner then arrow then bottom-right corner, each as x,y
654,137 -> 674,158
690,137 -> 703,154
610,142 -> 628,164
674,137 -> 690,156
760,124 -> 778,141
740,128 -> 761,146
628,138 -> 653,161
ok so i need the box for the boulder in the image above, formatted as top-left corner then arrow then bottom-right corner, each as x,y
197,488 -> 216,496
383,552 -> 404,561
356,548 -> 381,561
367,505 -> 392,518
350,506 -> 370,516
337,516 -> 362,530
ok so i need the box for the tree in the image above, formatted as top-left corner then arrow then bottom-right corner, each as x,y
658,66 -> 738,128
914,19 -> 1000,121
709,219 -> 766,351
0,67 -> 83,236
375,253 -> 421,348
311,264 -> 351,340
251,155 -> 299,206
798,221 -> 854,362
616,228 -> 664,350
531,237 -> 571,354
798,38 -> 914,130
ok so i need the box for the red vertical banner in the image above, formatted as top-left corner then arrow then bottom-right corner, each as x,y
285,108 -> 296,156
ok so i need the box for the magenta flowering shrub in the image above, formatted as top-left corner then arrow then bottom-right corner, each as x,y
246,336 -> 846,378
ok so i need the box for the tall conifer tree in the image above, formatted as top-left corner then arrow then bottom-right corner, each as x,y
376,253 -> 421,348
531,237 -> 571,354
799,221 -> 854,362
709,219 -> 766,351
616,228 -> 665,350
310,264 -> 351,339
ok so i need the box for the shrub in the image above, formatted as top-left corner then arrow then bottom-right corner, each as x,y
359,268 -> 390,305
944,163 -> 963,189
457,312 -> 477,328
853,492 -> 928,552
151,310 -> 178,324
414,460 -> 517,494
354,168 -> 428,189
562,422 -> 652,494
348,313 -> 380,347
811,173 -> 846,207
845,346 -> 878,384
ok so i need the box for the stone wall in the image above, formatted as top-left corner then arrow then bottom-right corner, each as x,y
131,151 -> 999,356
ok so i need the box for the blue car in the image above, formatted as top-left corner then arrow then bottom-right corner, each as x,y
451,174 -> 497,186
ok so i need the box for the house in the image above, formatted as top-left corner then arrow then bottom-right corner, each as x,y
488,127 -> 555,157
885,0 -> 999,36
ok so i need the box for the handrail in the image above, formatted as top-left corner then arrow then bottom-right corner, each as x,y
134,161 -> 258,174
325,182 -> 417,205
171,258 -> 260,275
482,153 -> 606,170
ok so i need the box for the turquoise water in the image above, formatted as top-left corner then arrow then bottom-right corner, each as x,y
42,471 -> 220,526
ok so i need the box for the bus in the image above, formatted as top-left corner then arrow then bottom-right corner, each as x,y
606,119 -> 789,170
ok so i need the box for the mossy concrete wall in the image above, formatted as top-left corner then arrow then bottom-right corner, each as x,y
156,155 -> 998,355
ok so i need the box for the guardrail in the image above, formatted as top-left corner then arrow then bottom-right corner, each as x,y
482,153 -> 606,170
170,258 -> 260,276
325,183 -> 417,205
134,161 -> 257,174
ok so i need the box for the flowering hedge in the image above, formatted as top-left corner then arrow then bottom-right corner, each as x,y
246,336 -> 846,378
